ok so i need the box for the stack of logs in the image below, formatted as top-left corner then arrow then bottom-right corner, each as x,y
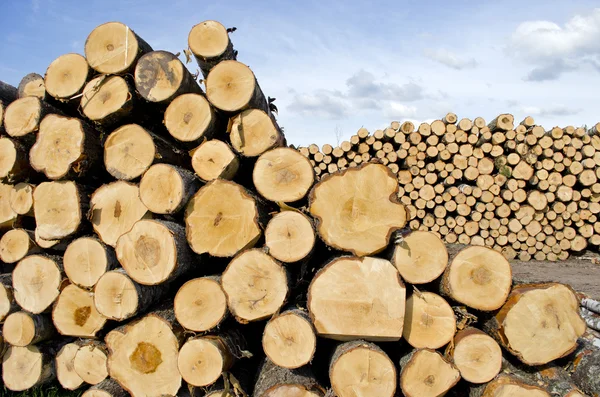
0,19 -> 598,397
299,116 -> 600,262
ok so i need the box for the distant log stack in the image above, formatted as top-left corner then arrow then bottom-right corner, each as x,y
0,19 -> 597,397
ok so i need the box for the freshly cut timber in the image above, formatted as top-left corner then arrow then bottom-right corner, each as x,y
2,345 -> 56,391
9,182 -> 34,215
447,328 -> 502,384
82,378 -> 128,397
89,181 -> 149,247
441,246 -> 512,311
178,334 -> 238,387
116,220 -> 196,285
34,181 -> 88,240
134,50 -> 201,103
228,109 -> 285,157
30,114 -> 101,179
185,179 -> 262,257
188,20 -> 236,77
0,228 -> 37,263
470,374 -> 551,397
105,310 -> 182,397
253,147 -> 315,203
94,268 -> 164,320
45,54 -> 92,101
329,341 -> 396,397
403,291 -> 456,349
104,124 -> 184,180
85,22 -> 152,75
308,256 -> 406,341
0,275 -> 18,322
52,284 -> 107,337
34,227 -> 68,250
206,60 -> 268,113
488,114 -> 514,131
254,359 -> 324,397
309,163 -> 406,256
0,182 -> 17,230
392,230 -> 448,284
139,164 -> 200,214
221,249 -> 288,323
12,255 -> 63,314
56,342 -> 85,390
399,349 -> 461,397
164,93 -> 221,145
3,97 -> 60,143
174,277 -> 228,332
2,311 -> 54,346
190,139 -> 239,181
73,341 -> 109,385
264,211 -> 315,263
262,308 -> 317,369
0,137 -> 30,182
63,236 -> 118,288
80,75 -> 136,126
484,283 -> 586,365
18,73 -> 46,99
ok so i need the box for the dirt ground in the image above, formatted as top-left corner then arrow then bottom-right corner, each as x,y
448,244 -> 600,299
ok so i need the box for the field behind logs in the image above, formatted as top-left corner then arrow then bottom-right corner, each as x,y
0,18 -> 599,397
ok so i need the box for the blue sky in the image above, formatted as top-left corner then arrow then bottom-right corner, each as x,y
2,0 -> 600,146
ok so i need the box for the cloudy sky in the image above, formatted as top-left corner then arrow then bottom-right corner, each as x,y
2,0 -> 600,146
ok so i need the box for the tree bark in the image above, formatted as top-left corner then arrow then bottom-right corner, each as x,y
82,378 -> 129,397
254,358 -> 325,397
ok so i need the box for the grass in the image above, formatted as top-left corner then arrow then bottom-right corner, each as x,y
0,385 -> 83,397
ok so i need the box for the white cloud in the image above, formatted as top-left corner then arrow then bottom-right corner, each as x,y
510,9 -> 600,80
423,48 -> 477,70
287,90 -> 351,119
383,102 -> 418,120
521,105 -> 581,117
346,70 -> 424,101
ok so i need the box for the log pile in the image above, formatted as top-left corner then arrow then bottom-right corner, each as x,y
0,19 -> 598,397
300,116 -> 600,262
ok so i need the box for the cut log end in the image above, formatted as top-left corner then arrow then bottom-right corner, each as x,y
53,284 -> 107,337
9,183 -> 34,215
81,75 -> 130,122
2,311 -> 42,346
64,237 -> 112,288
489,283 -> 586,365
178,337 -> 231,387
191,139 -> 239,181
139,164 -> 195,214
13,255 -> 62,314
4,96 -> 43,138
30,114 -> 91,179
450,328 -> 502,384
18,73 -> 46,99
254,147 -> 314,203
56,343 -> 85,390
0,138 -> 25,181
265,211 -> 315,263
309,163 -> 406,256
392,230 -> 448,284
206,60 -> 258,112
403,291 -> 456,349
263,310 -> 317,369
33,181 -> 83,241
2,345 -> 52,391
0,228 -> 33,263
94,270 -> 140,320
165,93 -> 214,143
478,375 -> 551,397
104,124 -> 157,180
400,349 -> 460,397
185,180 -> 261,257
228,109 -> 283,157
221,249 -> 288,323
330,341 -> 396,397
73,342 -> 108,385
115,219 -> 179,285
45,53 -> 90,99
188,20 -> 230,59
174,277 -> 227,332
90,181 -> 149,247
0,183 -> 17,230
309,256 -> 405,341
106,314 -> 181,397
85,22 -> 146,74
442,246 -> 512,311
134,50 -> 196,103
